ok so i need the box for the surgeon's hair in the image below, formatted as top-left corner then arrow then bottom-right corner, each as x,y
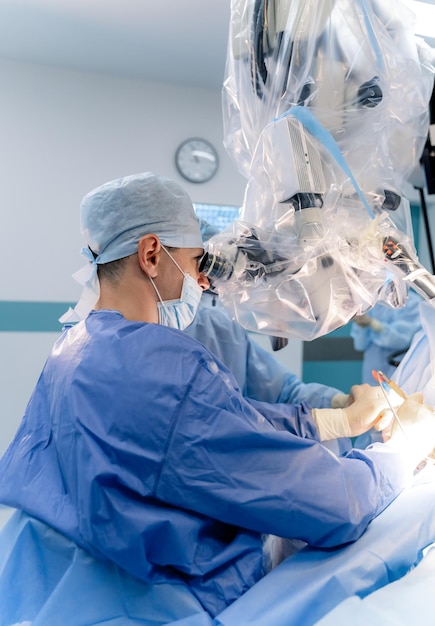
98,258 -> 128,284
88,248 -> 128,285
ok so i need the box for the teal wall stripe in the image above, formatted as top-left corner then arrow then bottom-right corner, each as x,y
302,321 -> 363,389
303,336 -> 361,361
303,360 -> 363,393
0,301 -> 74,332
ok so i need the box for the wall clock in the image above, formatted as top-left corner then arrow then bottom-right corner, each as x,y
175,138 -> 219,183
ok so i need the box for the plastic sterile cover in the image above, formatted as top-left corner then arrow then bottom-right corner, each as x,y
213,0 -> 435,340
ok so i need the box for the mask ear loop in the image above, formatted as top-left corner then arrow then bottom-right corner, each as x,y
160,245 -> 187,277
147,245 -> 186,305
148,276 -> 164,305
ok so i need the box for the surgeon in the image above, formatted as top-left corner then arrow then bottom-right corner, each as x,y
351,290 -> 423,384
394,298 -> 435,405
0,172 -> 435,625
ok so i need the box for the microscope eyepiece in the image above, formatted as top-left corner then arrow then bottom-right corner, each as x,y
199,252 -> 235,281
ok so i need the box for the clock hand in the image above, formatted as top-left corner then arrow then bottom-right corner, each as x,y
192,150 -> 216,162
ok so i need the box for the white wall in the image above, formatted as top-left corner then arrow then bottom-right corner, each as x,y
0,58 -> 247,302
0,58 -> 303,455
0,333 -> 58,455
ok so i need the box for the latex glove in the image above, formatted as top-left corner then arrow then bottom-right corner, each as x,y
331,393 -> 350,409
353,314 -> 384,333
385,393 -> 435,467
312,384 -> 392,441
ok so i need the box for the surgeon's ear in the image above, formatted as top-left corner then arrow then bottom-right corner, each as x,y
138,234 -> 161,278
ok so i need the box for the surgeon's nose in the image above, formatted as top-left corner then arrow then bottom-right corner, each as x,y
198,272 -> 210,291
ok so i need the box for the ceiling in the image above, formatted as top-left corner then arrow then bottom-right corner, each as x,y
0,0 -> 433,90
0,0 -> 231,88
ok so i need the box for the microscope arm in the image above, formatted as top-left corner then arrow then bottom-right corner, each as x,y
383,236 -> 435,302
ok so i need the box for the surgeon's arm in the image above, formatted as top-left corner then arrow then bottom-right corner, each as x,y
245,334 -> 345,408
250,384 -> 387,440
156,357 -> 435,549
277,375 -> 346,408
157,389 -> 410,549
352,293 -> 422,352
311,383 -> 392,440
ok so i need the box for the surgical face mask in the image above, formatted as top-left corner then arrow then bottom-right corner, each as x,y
149,246 -> 203,330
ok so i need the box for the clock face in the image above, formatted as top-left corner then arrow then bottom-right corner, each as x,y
175,138 -> 219,183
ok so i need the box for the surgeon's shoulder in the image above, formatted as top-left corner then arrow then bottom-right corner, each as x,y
149,323 -> 235,380
142,322 -> 215,356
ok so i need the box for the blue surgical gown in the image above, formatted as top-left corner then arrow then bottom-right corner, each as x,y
394,300 -> 435,404
351,291 -> 422,384
0,310 -> 411,619
186,292 -> 342,407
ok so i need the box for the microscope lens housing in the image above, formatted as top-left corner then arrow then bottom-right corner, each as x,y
199,252 -> 235,281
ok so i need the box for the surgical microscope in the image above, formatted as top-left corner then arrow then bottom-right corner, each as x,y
200,0 -> 435,341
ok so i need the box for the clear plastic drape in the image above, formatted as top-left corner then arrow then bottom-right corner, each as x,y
207,0 -> 435,340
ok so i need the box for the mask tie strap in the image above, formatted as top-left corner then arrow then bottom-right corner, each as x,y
59,247 -> 100,323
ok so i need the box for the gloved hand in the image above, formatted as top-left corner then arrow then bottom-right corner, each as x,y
353,314 -> 384,333
312,384 -> 393,441
331,393 -> 350,409
384,393 -> 435,467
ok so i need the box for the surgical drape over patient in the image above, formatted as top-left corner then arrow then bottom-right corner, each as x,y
204,0 -> 435,340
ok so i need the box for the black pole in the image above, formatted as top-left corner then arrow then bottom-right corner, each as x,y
418,186 -> 435,274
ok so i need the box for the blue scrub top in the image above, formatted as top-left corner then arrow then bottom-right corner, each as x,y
0,311 -> 411,617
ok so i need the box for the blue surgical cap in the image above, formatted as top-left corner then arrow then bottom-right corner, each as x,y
60,172 -> 203,323
81,172 -> 203,264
